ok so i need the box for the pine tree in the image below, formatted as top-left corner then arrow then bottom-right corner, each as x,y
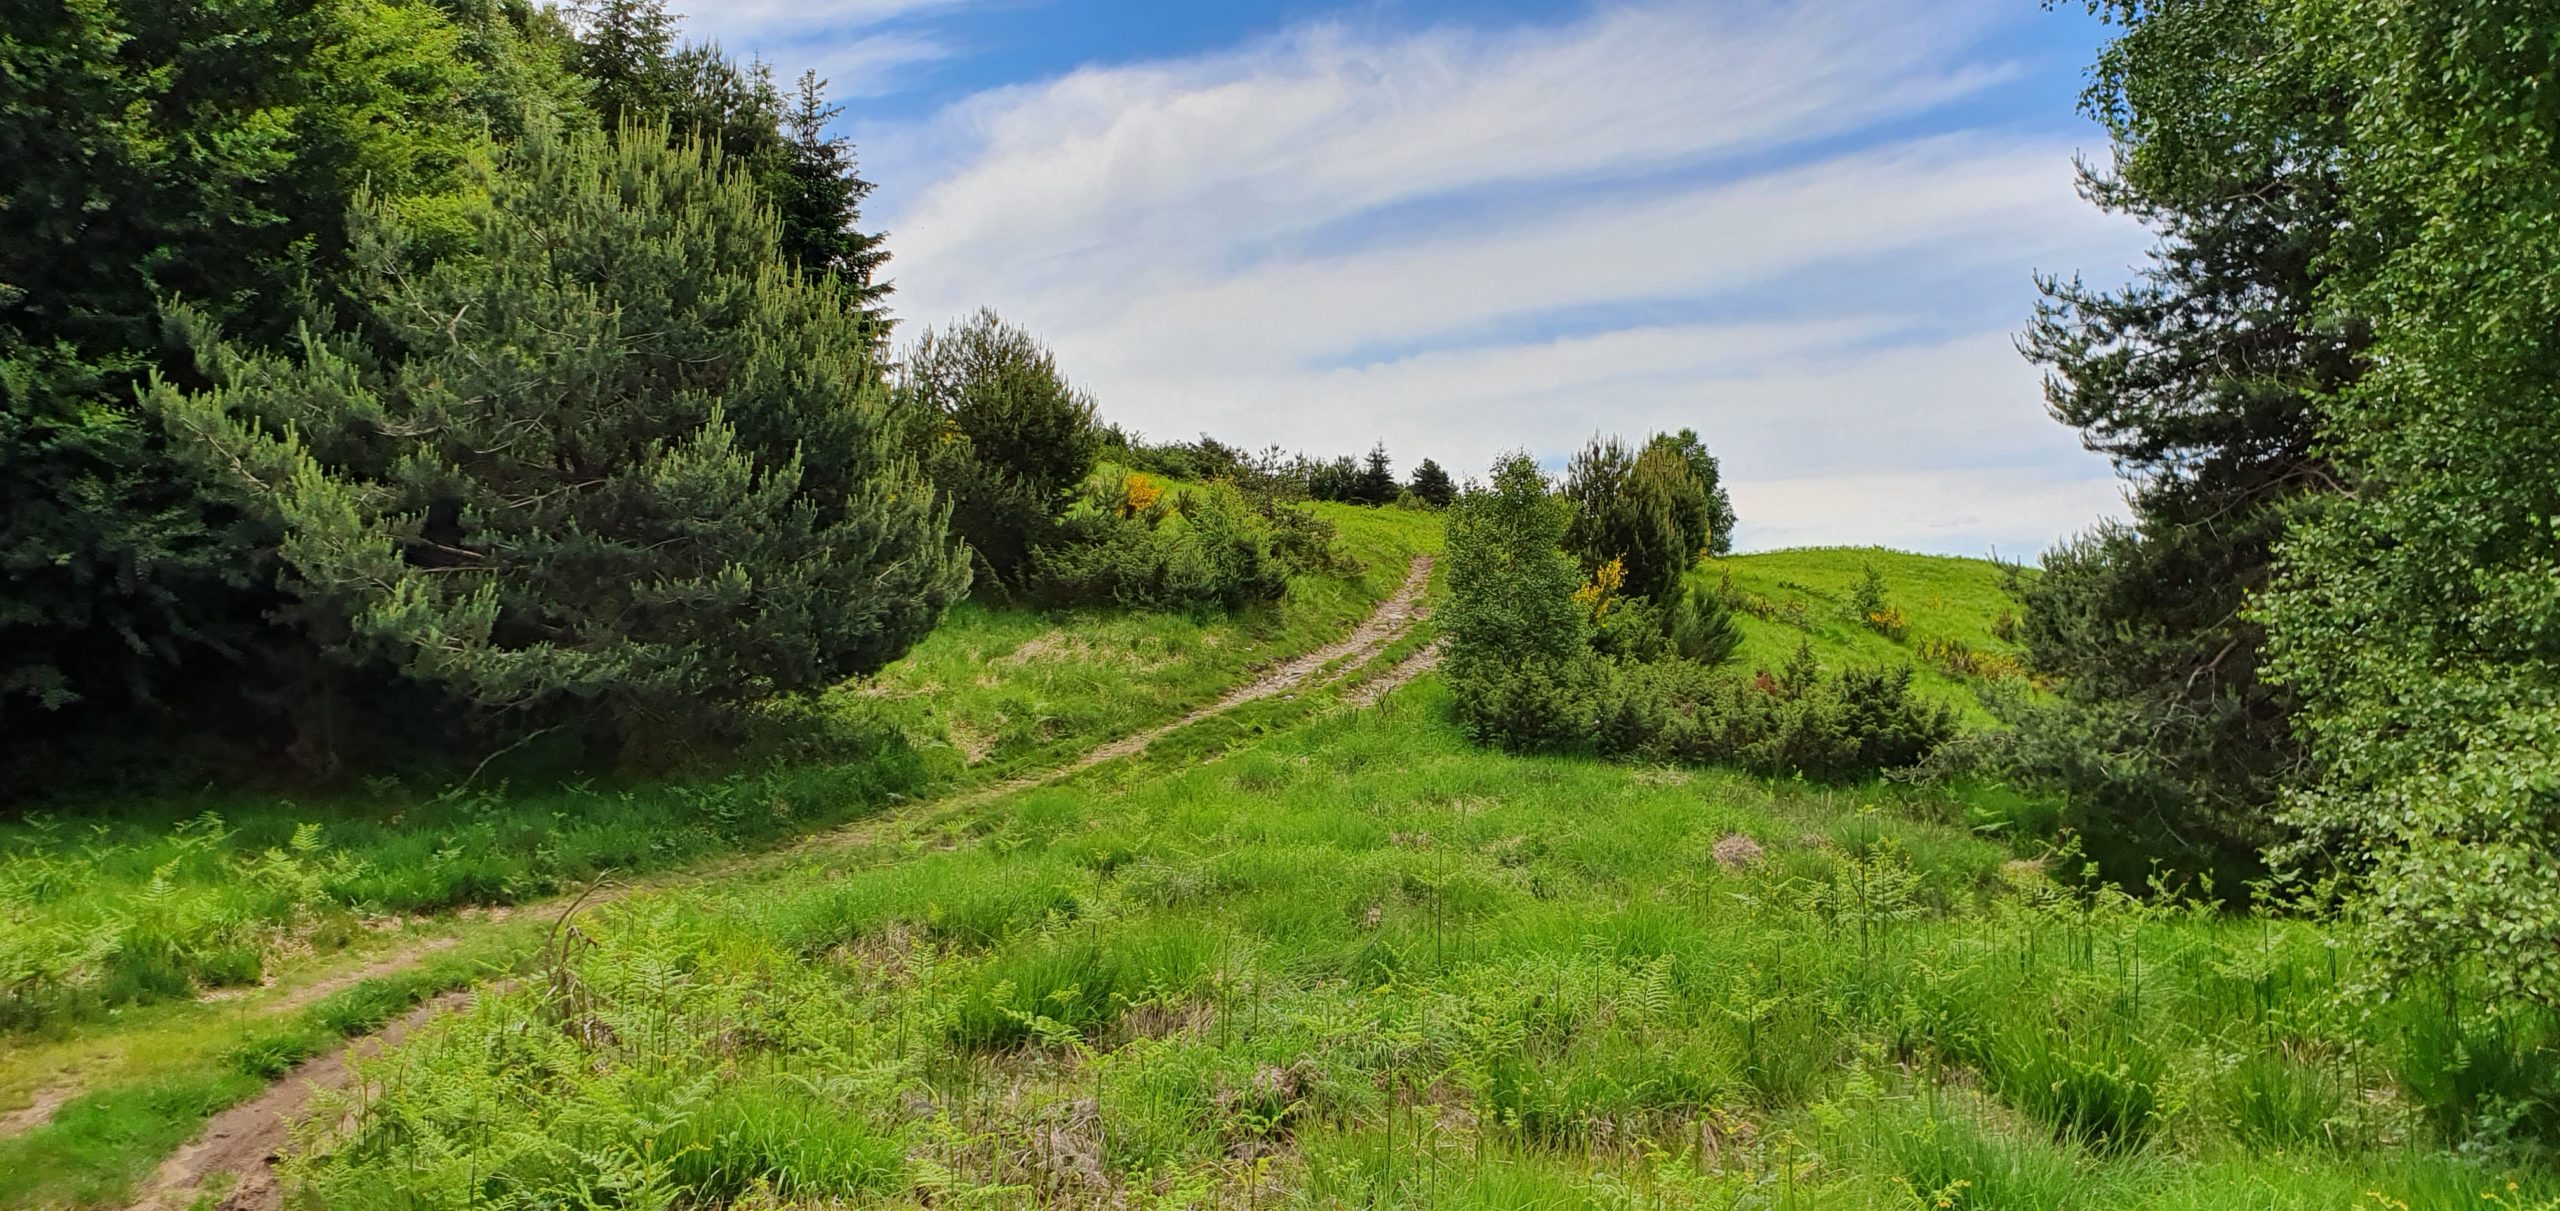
2014,0 -> 2354,886
1,0 -> 492,724
901,309 -> 1101,590
1669,579 -> 1741,665
1643,429 -> 1736,556
780,71 -> 893,329
1406,458 -> 1456,509
159,126 -> 969,768
1307,455 -> 1359,502
1562,435 -> 1703,603
1353,442 -> 1398,506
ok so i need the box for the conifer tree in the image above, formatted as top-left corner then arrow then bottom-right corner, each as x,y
901,310 -> 1101,590
2015,0 -> 2353,885
1643,429 -> 1736,556
1406,458 -> 1456,509
1353,443 -> 1398,506
1,0 -> 492,722
159,126 -> 968,767
1562,435 -> 1703,603
780,71 -> 893,329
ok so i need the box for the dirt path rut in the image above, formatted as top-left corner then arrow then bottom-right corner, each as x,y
117,555 -> 1437,1211
130,990 -> 472,1211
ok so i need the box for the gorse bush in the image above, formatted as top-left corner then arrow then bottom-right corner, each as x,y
159,124 -> 969,770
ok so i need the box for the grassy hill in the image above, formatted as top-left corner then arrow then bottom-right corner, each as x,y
1697,546 -> 2032,726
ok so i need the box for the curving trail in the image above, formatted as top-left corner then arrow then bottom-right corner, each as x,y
113,555 -> 1438,1211
941,553 -> 1434,807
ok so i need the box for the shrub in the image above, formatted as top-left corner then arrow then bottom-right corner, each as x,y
1916,637 -> 2020,682
1668,578 -> 1741,665
1030,480 -> 1339,613
1601,656 -> 1958,779
901,309 -> 1103,591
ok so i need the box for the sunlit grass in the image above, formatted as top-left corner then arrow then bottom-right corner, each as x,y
281,678 -> 2558,1209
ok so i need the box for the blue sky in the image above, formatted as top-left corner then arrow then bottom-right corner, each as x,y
671,0 -> 2147,558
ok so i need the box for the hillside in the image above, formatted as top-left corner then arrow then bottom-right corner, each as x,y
1698,546 -> 2032,725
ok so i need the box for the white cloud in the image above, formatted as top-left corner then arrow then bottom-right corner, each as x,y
860,0 -> 2146,557
668,0 -> 957,95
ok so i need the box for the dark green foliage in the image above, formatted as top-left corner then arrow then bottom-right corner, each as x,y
1561,434 -> 1708,604
1352,442 -> 1398,506
1,0 -> 496,722
2259,0 -> 2560,1012
2010,0 -> 2352,885
570,0 -> 889,319
1444,454 -> 1950,776
1443,453 -> 1590,668
1405,458 -> 1455,509
902,309 -> 1102,591
1642,429 -> 1736,556
1032,480 -> 1338,613
1307,454 -> 1361,503
778,70 -> 894,326
1598,654 -> 1957,778
1441,452 -> 1599,750
158,126 -> 968,764
1099,430 -> 1254,486
1668,579 -> 1742,666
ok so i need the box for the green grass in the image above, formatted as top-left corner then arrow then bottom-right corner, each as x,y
0,502 -> 1439,1037
274,676 -> 2559,1210
1700,546 -> 2033,725
0,931 -> 525,1209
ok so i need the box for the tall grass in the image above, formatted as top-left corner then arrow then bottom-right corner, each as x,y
0,502 -> 1440,1036
281,680 -> 2559,1209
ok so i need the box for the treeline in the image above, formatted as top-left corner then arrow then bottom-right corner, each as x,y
1105,433 -> 1463,510
1436,436 -> 1956,781
2004,0 -> 2560,1017
0,0 -> 1343,787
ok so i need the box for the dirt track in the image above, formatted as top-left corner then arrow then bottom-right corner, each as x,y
114,554 -> 1439,1211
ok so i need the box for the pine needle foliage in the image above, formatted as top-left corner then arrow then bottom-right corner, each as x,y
158,124 -> 968,758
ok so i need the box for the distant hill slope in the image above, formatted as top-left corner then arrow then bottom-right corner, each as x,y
1693,546 -> 2034,725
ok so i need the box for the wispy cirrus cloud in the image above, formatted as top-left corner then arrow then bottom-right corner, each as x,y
857,0 -> 2143,556
669,0 -> 961,96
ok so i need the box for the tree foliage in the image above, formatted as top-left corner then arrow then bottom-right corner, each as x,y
1642,429 -> 1736,556
569,0 -> 889,321
1353,442 -> 1399,506
2010,0 -> 2353,886
0,0 -> 508,721
1405,458 -> 1456,509
2258,0 -> 2560,1010
1561,435 -> 1706,604
900,309 -> 1102,591
159,127 -> 967,769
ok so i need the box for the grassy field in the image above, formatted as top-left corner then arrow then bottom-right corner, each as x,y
273,678 -> 2556,1209
1699,547 -> 2033,725
0,503 -> 1440,1208
13,537 -> 2554,1210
